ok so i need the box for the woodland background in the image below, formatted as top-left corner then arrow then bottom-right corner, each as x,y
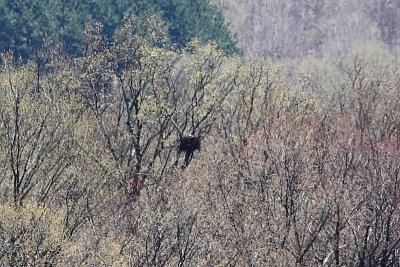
1,0 -> 400,266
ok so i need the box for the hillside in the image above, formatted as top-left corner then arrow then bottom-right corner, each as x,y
0,0 -> 238,59
213,0 -> 400,58
1,2 -> 400,267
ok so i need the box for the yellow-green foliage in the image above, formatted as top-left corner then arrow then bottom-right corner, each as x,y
0,202 -> 65,266
3,16 -> 400,266
59,233 -> 127,267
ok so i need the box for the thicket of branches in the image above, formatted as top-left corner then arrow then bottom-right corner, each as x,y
214,0 -> 400,59
1,16 -> 400,266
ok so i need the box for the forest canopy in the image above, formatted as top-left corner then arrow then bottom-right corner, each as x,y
214,0 -> 400,59
2,1 -> 400,266
0,0 -> 239,59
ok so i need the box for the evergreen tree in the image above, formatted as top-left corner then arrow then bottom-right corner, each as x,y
0,0 -> 239,59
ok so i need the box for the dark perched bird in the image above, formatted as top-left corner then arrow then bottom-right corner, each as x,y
167,117 -> 202,168
177,135 -> 201,168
